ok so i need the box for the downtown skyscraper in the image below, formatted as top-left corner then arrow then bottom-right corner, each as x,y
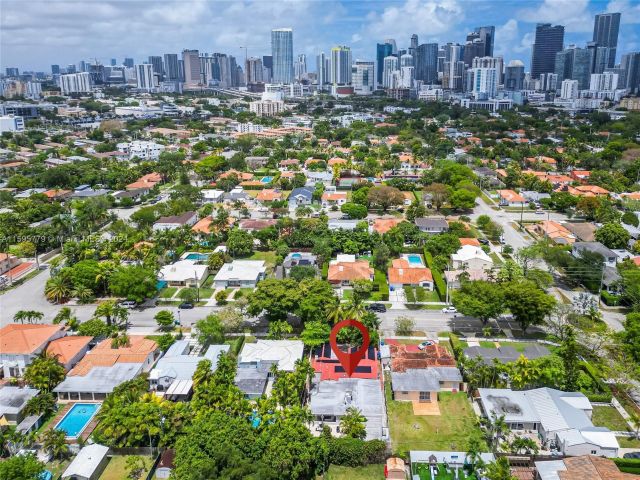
593,12 -> 621,68
376,42 -> 394,86
330,46 -> 352,85
415,43 -> 438,84
531,23 -> 565,79
271,28 -> 294,84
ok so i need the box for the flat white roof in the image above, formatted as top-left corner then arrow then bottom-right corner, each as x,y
452,245 -> 493,263
239,340 -> 304,372
159,260 -> 208,282
214,260 -> 266,282
62,444 -> 109,479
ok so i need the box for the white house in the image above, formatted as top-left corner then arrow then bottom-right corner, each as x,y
451,245 -> 493,271
116,140 -> 165,160
213,260 -> 266,289
159,259 -> 208,287
62,444 -> 110,480
0,324 -> 65,377
201,189 -> 225,203
152,211 -> 198,231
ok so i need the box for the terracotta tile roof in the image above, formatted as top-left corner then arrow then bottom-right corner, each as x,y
139,172 -> 162,183
238,219 -> 277,230
389,343 -> 456,372
239,180 -> 265,187
459,237 -> 481,246
256,189 -> 283,202
43,189 -> 71,198
534,220 -> 575,243
0,324 -> 64,355
388,259 -> 433,285
322,192 -> 347,201
69,335 -> 157,376
327,259 -> 373,282
558,455 -> 636,480
47,336 -> 92,365
219,169 -> 253,181
192,217 -> 213,234
372,218 -> 402,234
498,189 -> 526,203
328,157 -> 347,166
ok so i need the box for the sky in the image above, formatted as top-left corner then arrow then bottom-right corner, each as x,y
1,0 -> 640,73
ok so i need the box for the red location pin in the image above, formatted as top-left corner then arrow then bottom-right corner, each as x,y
329,319 -> 371,377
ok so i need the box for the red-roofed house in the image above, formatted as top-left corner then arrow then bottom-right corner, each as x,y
497,189 -> 526,207
372,218 -> 402,234
311,343 -> 379,381
0,324 -> 65,377
47,336 -> 93,371
256,189 -> 284,203
571,170 -> 591,183
327,255 -> 374,286
321,191 -> 348,208
388,258 -> 433,290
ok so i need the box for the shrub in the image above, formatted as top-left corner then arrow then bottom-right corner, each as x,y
215,290 -> 229,305
449,333 -> 464,359
328,438 -> 387,467
424,250 -> 446,301
373,269 -> 389,301
601,291 -> 621,306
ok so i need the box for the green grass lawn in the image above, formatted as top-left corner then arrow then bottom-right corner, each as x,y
618,436 -> 640,448
202,275 -> 215,288
233,288 -> 254,298
402,286 -> 440,303
248,251 -> 277,266
99,456 -> 153,480
477,341 -> 531,352
324,464 -> 385,480
46,458 -> 71,478
385,381 -> 486,453
158,287 -> 178,299
414,463 -> 478,480
592,406 -> 630,432
198,287 -> 215,299
489,252 -> 503,265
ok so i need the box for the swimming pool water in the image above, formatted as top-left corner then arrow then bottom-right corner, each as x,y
260,176 -> 274,183
56,403 -> 99,438
185,253 -> 209,261
407,255 -> 423,265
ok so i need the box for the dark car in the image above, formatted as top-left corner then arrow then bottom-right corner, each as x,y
366,303 -> 387,313
178,302 -> 194,309
624,452 -> 640,459
478,238 -> 490,245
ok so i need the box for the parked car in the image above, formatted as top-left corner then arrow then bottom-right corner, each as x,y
441,306 -> 457,314
366,303 -> 387,313
178,302 -> 194,309
535,209 -> 545,215
119,300 -> 137,309
418,340 -> 435,350
624,452 -> 640,459
478,238 -> 490,245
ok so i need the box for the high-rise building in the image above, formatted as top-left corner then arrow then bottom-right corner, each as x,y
589,72 -> 618,91
51,65 -> 60,76
272,28 -> 294,84
384,38 -> 397,55
163,54 -> 180,81
5,67 -> 19,77
352,60 -> 375,95
442,43 -> 464,91
400,53 -> 414,68
593,12 -> 621,68
383,56 -> 398,88
245,57 -> 264,84
66,64 -> 76,74
59,72 -> 92,94
409,34 -> 419,59
466,67 -> 498,99
148,56 -> 164,80
330,46 -> 352,85
135,64 -> 155,91
621,52 -> 640,93
531,23 -> 565,79
555,46 -> 592,90
182,49 -> 201,88
110,58 -> 117,66
262,55 -> 273,82
504,60 -> 525,90
560,79 -> 579,99
376,43 -> 394,85
294,54 -> 307,81
415,43 -> 438,84
472,56 -> 503,83
587,41 -> 611,74
123,58 -> 134,68
538,72 -> 559,92
316,52 -> 329,89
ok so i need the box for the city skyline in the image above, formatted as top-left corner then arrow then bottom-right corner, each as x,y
2,0 -> 640,72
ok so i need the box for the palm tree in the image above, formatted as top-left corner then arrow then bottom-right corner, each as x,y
24,392 -> 57,417
339,407 -> 367,439
465,436 -> 485,472
14,310 -> 44,324
40,429 -> 69,460
345,298 -> 366,321
94,300 -> 117,326
95,260 -> 116,296
45,276 -> 72,303
13,310 -> 28,324
72,285 -> 94,304
326,303 -> 345,324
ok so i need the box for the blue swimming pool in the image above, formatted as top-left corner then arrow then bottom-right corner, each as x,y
56,403 -> 100,438
185,253 -> 209,261
260,176 -> 274,183
407,254 -> 424,265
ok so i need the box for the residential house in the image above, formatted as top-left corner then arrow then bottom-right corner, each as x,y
149,341 -> 230,400
0,324 -> 65,377
159,259 -> 208,287
572,242 -> 617,267
564,222 -> 597,242
113,189 -> 146,203
54,336 -> 159,401
477,387 -> 619,457
327,254 -> 374,286
0,386 -> 39,424
256,189 -> 284,203
557,185 -> 610,197
213,260 -> 266,289
443,269 -> 490,289
535,455 -> 635,480
388,258 -> 433,291
288,186 -> 314,207
62,444 -> 110,480
389,343 -> 463,413
126,172 -> 162,191
464,344 -> 550,365
532,220 -> 576,244
571,170 -> 592,183
46,336 -> 93,372
520,191 -> 551,203
311,343 -> 379,381
202,189 -> 224,203
327,219 -> 359,231
321,191 -> 347,209
43,189 -> 72,202
152,211 -> 198,231
371,218 -> 402,234
451,245 -> 493,271
223,186 -> 250,203
415,217 -> 449,234
238,219 -> 278,232
156,449 -> 176,479
0,253 -> 21,275
279,158 -> 300,170
497,189 -> 526,207
282,252 -> 318,277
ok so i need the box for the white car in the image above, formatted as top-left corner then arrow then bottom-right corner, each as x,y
441,306 -> 457,314
418,340 -> 435,350
119,300 -> 137,309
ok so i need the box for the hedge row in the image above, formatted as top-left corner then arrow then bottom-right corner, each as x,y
614,458 -> 640,474
328,438 -> 387,467
601,291 -> 621,306
424,250 -> 446,301
322,262 -> 329,280
448,333 -> 465,360
373,269 -> 389,301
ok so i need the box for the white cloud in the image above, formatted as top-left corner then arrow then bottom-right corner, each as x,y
517,0 -> 592,32
607,0 -> 640,24
351,33 -> 362,43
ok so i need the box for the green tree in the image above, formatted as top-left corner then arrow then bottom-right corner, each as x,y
77,318 -> 113,338
23,351 -> 65,392
13,310 -> 44,324
217,304 -> 244,332
452,281 -> 505,325
154,310 -> 175,331
0,454 -> 44,480
247,278 -> 301,321
372,242 -> 391,270
449,189 -> 477,210
268,320 -> 293,339
395,316 -> 415,336
195,314 -> 225,346
595,222 -> 631,249
39,429 -> 69,460
125,455 -> 148,480
339,407 -> 367,440
367,185 -> 404,211
109,266 -> 157,303
559,326 -> 580,390
340,202 -> 367,219
289,265 -> 317,282
24,392 -> 56,417
300,321 -> 331,348
93,300 -> 128,327
504,281 -> 556,333
484,457 -> 516,480
226,228 -> 254,257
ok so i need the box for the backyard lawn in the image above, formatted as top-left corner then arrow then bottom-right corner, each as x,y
98,456 -> 153,480
592,406 -> 630,432
324,464 -> 385,479
414,462 -> 478,480
385,381 -> 486,453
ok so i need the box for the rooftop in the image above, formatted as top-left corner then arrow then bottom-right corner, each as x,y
46,336 -> 93,366
0,386 -> 39,416
214,260 -> 266,281
0,324 -> 63,355
239,340 -> 304,372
